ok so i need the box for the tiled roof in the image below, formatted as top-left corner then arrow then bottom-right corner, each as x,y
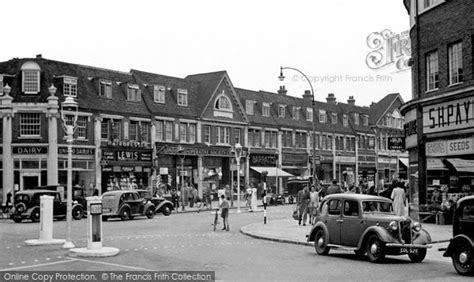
367,93 -> 402,125
185,71 -> 227,114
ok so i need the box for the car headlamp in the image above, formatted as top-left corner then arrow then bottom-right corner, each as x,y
389,221 -> 398,231
413,221 -> 422,232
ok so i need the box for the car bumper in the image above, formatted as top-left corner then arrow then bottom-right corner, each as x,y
385,243 -> 431,248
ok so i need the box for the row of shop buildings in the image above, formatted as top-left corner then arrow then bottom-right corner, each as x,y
0,55 -> 407,203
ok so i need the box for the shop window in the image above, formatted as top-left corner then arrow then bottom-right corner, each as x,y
20,113 -> 41,137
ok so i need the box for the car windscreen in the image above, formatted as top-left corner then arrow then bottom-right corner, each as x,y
362,201 -> 393,213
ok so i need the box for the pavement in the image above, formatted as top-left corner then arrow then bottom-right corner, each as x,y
240,217 -> 452,247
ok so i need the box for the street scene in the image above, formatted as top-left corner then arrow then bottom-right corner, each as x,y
1,0 -> 474,281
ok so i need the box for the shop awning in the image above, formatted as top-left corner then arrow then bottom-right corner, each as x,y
250,167 -> 294,177
399,158 -> 408,168
427,158 -> 448,170
445,158 -> 474,173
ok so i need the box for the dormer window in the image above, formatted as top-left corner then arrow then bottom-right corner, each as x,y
246,100 -> 255,115
343,114 -> 348,126
99,80 -> 112,99
319,110 -> 326,123
177,89 -> 188,106
21,61 -> 41,94
331,113 -> 338,124
63,76 -> 77,97
153,85 -> 165,103
363,115 -> 369,126
215,95 -> 231,111
262,103 -> 270,117
278,105 -> 286,118
306,108 -> 313,121
354,113 -> 359,125
127,84 -> 141,102
292,107 -> 300,120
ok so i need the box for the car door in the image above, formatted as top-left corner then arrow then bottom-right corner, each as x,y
326,199 -> 342,245
52,193 -> 66,216
129,192 -> 143,214
340,199 -> 365,247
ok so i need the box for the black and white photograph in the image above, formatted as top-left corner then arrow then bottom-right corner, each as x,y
0,0 -> 473,281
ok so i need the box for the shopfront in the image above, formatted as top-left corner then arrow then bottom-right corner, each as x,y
249,152 -> 293,195
358,154 -> 376,187
12,145 -> 49,190
100,146 -> 153,193
58,146 -> 96,194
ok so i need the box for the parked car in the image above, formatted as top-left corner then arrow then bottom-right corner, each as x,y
101,190 -> 155,221
135,189 -> 174,216
307,194 -> 431,263
10,189 -> 84,223
442,195 -> 474,276
266,193 -> 285,205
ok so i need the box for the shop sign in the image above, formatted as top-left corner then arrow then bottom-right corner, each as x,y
423,96 -> 474,134
388,137 -> 405,150
122,166 -> 134,172
250,154 -> 277,166
155,142 -> 241,157
377,157 -> 394,164
336,156 -> 356,163
102,166 -> 113,172
102,148 -> 153,162
58,147 -> 95,155
426,137 -> 474,156
358,155 -> 376,162
117,150 -> 140,161
13,146 -> 47,154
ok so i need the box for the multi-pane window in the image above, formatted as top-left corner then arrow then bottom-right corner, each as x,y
448,42 -> 463,85
282,130 -> 292,148
234,128 -> 241,145
215,95 -> 231,110
363,115 -> 369,126
76,116 -> 87,139
262,103 -> 270,117
271,131 -> 277,148
63,77 -> 77,97
101,119 -> 110,140
265,131 -> 270,147
354,113 -> 359,125
336,136 -> 344,151
343,115 -> 348,126
306,108 -> 313,121
22,70 -> 40,94
295,132 -> 307,148
319,110 -> 326,123
189,124 -> 196,143
165,121 -> 173,141
177,89 -> 188,106
204,125 -> 211,143
154,85 -> 165,103
179,123 -> 187,142
278,105 -> 285,118
141,122 -> 150,143
20,113 -> 41,136
112,120 -> 122,140
426,51 -> 439,91
331,113 -> 338,124
248,129 -> 261,147
155,121 -> 164,141
127,84 -> 141,102
217,126 -> 230,145
129,121 -> 139,141
293,107 -> 300,120
246,100 -> 254,115
99,80 -> 112,98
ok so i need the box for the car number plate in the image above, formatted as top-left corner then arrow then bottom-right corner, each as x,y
400,247 -> 418,254
102,208 -> 111,213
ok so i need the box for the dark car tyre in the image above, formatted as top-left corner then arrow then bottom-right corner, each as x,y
354,249 -> 365,258
13,217 -> 22,223
452,239 -> 474,276
314,229 -> 330,255
146,207 -> 154,219
72,206 -> 84,220
102,216 -> 109,221
30,207 -> 40,222
408,248 -> 427,263
161,205 -> 172,216
15,202 -> 27,214
366,234 -> 386,263
120,207 -> 131,220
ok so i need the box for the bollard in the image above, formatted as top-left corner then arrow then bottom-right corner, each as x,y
25,195 -> 66,246
69,196 -> 119,257
262,171 -> 268,224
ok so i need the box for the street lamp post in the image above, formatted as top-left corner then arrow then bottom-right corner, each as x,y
234,143 -> 242,213
279,66 -> 317,185
177,146 -> 186,211
56,85 -> 79,249
274,151 -> 279,194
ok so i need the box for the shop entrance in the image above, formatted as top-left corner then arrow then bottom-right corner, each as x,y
21,172 -> 40,190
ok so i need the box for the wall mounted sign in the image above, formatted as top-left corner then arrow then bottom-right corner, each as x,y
13,146 -> 47,154
426,137 -> 474,157
58,147 -> 95,155
423,97 -> 474,134
250,154 -> 277,166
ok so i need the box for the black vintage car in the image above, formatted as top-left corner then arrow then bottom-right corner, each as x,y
101,190 -> 155,221
10,190 -> 84,223
442,195 -> 474,276
136,190 -> 174,216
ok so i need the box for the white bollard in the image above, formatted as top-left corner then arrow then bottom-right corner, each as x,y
25,195 -> 66,246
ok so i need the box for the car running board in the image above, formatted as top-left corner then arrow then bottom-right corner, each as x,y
327,244 -> 358,251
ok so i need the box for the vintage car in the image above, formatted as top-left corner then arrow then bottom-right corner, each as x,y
101,190 -> 155,221
135,189 -> 174,216
10,189 -> 84,223
442,195 -> 474,276
307,194 -> 432,263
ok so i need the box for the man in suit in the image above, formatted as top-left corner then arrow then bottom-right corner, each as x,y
296,186 -> 311,226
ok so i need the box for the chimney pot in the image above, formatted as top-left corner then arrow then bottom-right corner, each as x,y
326,93 -> 337,105
277,85 -> 287,95
347,96 -> 356,106
36,54 -> 42,58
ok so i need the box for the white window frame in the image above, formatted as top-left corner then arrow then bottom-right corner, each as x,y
20,113 -> 41,137
319,110 -> 326,123
76,116 -> 88,139
217,126 -> 230,145
215,95 -> 232,111
331,113 -> 338,124
306,108 -> 313,121
363,115 -> 369,126
154,85 -> 165,103
177,89 -> 188,106
246,100 -> 254,115
127,84 -> 141,102
278,105 -> 286,118
99,80 -> 112,99
354,113 -> 359,125
63,76 -> 77,97
204,125 -> 211,143
165,121 -> 173,141
293,107 -> 300,120
343,114 -> 348,126
22,70 -> 40,94
262,103 -> 270,117
189,124 -> 196,143
448,42 -> 463,85
426,51 -> 439,91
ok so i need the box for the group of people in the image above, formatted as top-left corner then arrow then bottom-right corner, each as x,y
295,179 -> 409,225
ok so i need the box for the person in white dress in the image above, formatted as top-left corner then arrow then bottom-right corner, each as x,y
391,185 -> 406,216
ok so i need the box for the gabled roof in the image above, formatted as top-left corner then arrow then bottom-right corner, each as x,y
368,93 -> 403,125
185,71 -> 228,114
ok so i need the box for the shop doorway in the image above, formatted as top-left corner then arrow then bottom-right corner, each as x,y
21,172 -> 40,190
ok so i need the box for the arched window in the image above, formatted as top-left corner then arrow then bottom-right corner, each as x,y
215,95 -> 232,111
21,61 -> 41,94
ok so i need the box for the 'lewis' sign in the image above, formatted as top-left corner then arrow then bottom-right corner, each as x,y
423,97 -> 474,134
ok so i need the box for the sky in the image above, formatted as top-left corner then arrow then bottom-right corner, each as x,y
2,0 -> 411,107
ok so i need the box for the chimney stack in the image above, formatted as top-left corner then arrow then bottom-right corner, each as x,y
277,85 -> 287,95
36,54 -> 42,59
302,90 -> 313,100
326,93 -> 337,105
347,96 -> 355,106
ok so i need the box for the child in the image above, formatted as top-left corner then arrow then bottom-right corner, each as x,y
220,195 -> 230,231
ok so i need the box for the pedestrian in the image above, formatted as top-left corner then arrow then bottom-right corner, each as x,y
309,185 -> 319,224
220,195 -> 230,231
296,185 -> 310,226
391,183 -> 406,216
6,191 -> 13,208
326,180 -> 342,195
245,186 -> 252,208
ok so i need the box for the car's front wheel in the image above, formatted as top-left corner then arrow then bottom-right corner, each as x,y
145,207 -> 154,219
366,234 -> 385,263
120,207 -> 131,220
72,206 -> 84,220
30,208 -> 40,222
314,229 -> 330,255
161,205 -> 172,216
451,239 -> 474,276
409,249 -> 427,263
